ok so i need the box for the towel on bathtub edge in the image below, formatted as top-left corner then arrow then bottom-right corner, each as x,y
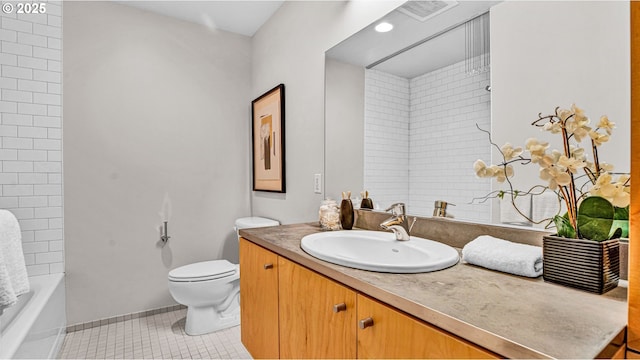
0,209 -> 30,308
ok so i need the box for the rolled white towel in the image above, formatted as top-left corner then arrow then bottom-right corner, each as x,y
0,261 -> 12,307
0,210 -> 29,308
462,235 -> 543,278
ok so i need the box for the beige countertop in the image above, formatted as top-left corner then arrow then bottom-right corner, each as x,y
240,222 -> 627,359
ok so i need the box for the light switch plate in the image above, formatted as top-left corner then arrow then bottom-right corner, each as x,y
314,173 -> 322,194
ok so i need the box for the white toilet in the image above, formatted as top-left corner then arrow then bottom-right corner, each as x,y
168,217 -> 279,336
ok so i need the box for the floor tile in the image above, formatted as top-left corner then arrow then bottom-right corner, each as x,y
58,309 -> 251,359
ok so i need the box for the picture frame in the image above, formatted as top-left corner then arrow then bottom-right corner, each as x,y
251,84 -> 286,192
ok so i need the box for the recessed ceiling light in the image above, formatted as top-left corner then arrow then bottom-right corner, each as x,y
375,22 -> 394,33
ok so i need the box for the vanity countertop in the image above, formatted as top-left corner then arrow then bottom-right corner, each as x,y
240,223 -> 627,359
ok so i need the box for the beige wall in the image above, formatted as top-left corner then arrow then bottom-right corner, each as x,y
490,1 -> 630,222
250,1 -> 403,224
324,58 -> 365,202
63,2 -> 251,324
63,0 -> 404,324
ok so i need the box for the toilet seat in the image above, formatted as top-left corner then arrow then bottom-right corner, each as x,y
168,260 -> 237,282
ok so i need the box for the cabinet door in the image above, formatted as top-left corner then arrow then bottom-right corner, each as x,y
239,238 -> 279,359
628,349 -> 640,359
356,294 -> 497,359
278,257 -> 357,359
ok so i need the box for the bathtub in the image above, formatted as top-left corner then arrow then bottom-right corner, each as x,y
0,273 -> 66,359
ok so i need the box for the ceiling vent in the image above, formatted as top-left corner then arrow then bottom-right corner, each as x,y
397,1 -> 458,22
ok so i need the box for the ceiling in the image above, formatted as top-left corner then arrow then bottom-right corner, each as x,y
117,0 -> 499,77
326,1 -> 500,79
117,1 -> 284,37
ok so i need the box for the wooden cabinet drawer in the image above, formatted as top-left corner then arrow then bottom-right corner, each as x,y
356,294 -> 496,359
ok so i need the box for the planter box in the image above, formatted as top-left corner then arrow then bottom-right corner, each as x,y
542,235 -> 619,294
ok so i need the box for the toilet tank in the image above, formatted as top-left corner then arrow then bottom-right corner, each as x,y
234,217 -> 280,238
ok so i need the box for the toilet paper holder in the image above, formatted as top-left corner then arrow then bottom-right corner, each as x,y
160,221 -> 171,243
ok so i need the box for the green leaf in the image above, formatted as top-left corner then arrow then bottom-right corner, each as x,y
611,220 -> 628,238
553,215 -> 576,238
577,196 -> 614,241
611,206 -> 629,238
609,227 -> 623,240
614,206 -> 629,220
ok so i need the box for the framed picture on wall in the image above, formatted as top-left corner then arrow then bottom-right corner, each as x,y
251,84 -> 286,193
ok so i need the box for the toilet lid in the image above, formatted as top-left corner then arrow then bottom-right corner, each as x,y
168,260 -> 237,282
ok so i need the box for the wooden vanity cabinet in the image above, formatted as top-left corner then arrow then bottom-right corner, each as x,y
278,257 -> 357,358
628,350 -> 640,359
630,1 -> 640,358
356,295 -> 496,359
239,238 -> 280,359
240,238 -> 495,359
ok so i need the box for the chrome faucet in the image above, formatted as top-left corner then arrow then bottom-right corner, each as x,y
433,200 -> 455,218
380,203 -> 416,241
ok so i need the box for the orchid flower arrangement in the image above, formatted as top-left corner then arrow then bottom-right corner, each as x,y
473,105 -> 630,241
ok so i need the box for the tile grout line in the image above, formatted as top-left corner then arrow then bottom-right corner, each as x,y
65,304 -> 186,333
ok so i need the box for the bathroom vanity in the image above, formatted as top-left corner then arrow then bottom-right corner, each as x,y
239,221 -> 627,359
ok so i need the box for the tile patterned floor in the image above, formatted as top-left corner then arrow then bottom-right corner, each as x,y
57,308 -> 252,359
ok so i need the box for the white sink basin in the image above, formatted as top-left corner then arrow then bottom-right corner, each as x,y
301,230 -> 459,273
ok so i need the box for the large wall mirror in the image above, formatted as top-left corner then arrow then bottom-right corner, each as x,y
324,0 -> 630,227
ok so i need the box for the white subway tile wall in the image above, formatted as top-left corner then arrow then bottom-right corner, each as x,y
1,1 -> 63,276
364,70 -> 410,210
408,60 -> 491,222
364,60 -> 491,222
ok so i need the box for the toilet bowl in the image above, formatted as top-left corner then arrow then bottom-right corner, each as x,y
168,217 -> 279,336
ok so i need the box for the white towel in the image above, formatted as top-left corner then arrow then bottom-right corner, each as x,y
500,195 -> 531,225
532,192 -> 561,228
0,210 -> 30,308
462,235 -> 543,278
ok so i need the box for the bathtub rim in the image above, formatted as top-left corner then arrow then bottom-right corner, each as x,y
0,273 -> 65,359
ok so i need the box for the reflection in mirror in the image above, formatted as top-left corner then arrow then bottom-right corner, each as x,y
362,16 -> 492,222
325,1 -> 496,222
325,1 -> 630,227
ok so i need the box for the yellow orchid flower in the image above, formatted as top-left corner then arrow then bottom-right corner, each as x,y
557,155 -> 586,174
525,138 -> 549,163
596,115 -> 615,135
569,145 -> 586,161
501,143 -> 523,161
543,121 -> 562,134
473,159 -> 493,178
589,130 -> 610,146
540,166 -> 571,190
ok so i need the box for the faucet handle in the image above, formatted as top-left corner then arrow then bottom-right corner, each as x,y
408,216 -> 417,233
434,200 -> 455,208
385,203 -> 406,216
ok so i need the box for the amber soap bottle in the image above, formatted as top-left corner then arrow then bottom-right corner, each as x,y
340,191 -> 354,230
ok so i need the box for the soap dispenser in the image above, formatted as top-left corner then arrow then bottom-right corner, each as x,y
360,190 -> 374,210
340,191 -> 354,230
